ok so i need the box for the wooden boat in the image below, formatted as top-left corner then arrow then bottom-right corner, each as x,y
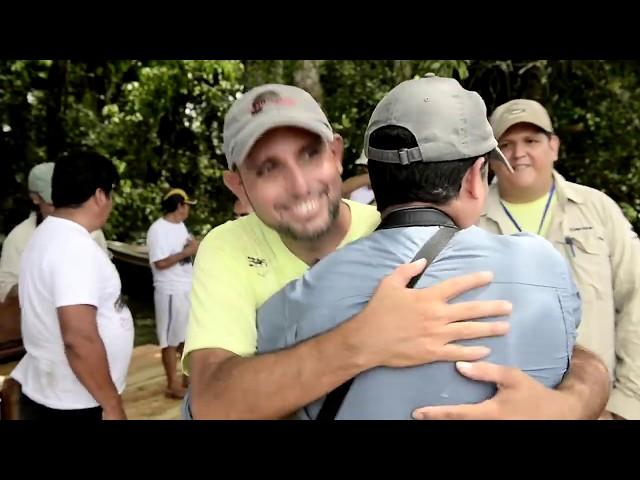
0,295 -> 23,362
106,240 -> 149,267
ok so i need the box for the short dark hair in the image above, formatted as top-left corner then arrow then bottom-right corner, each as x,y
161,194 -> 185,214
367,126 -> 488,212
52,150 -> 119,208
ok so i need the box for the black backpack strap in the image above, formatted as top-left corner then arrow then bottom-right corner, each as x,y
377,207 -> 456,231
406,226 -> 458,288
315,377 -> 355,421
316,224 -> 459,420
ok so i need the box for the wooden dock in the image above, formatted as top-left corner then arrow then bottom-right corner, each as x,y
0,344 -> 183,420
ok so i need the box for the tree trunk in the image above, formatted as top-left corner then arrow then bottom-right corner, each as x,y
45,60 -> 68,161
242,60 -> 285,90
293,60 -> 324,104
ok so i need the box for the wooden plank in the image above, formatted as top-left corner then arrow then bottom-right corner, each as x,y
0,344 -> 184,420
121,344 -> 184,420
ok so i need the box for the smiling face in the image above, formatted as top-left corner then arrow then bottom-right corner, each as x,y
491,122 -> 559,201
224,126 -> 345,242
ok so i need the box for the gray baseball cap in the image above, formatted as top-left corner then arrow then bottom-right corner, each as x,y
28,162 -> 55,204
223,84 -> 335,170
364,74 -> 513,172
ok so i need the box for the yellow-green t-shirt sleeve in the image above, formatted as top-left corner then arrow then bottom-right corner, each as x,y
182,226 -> 258,375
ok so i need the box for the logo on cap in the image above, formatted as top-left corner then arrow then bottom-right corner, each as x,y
250,90 -> 296,116
507,108 -> 526,116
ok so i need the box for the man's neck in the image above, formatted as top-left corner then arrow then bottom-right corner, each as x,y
35,210 -> 45,226
52,208 -> 97,233
499,176 -> 554,204
381,201 -> 467,228
164,212 -> 182,223
281,201 -> 352,266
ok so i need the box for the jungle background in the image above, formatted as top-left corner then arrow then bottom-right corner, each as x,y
2,60 -> 638,343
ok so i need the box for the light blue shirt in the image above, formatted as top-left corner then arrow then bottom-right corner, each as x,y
257,225 -> 580,420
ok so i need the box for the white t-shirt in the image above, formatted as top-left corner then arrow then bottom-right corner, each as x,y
11,216 -> 134,410
349,186 -> 376,205
146,217 -> 193,294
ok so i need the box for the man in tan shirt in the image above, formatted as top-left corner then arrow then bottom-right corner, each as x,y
479,99 -> 640,419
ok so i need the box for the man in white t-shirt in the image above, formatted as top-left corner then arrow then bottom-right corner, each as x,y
0,162 -> 109,303
146,188 -> 199,399
11,151 -> 133,420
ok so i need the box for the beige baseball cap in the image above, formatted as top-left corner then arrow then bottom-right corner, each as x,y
223,84 -> 334,170
364,74 -> 513,172
489,99 -> 554,140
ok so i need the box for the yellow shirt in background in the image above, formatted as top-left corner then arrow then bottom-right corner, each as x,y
500,190 -> 557,237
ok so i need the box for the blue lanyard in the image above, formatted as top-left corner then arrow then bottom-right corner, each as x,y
500,182 -> 556,235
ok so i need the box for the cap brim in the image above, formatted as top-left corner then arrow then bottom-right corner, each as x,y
185,200 -> 197,205
231,113 -> 334,169
489,147 -> 514,173
494,119 -> 553,142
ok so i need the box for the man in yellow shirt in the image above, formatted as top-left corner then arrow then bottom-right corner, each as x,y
183,84 -> 609,419
480,99 -> 640,419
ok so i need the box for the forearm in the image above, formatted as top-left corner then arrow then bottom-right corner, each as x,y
342,174 -> 370,197
606,204 -> 640,418
192,320 -> 369,419
609,262 -> 640,418
557,345 -> 610,419
607,315 -> 640,419
155,251 -> 189,270
64,336 -> 123,411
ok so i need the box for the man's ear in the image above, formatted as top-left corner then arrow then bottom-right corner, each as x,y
94,188 -> 109,207
329,134 -> 344,174
223,170 -> 249,205
462,157 -> 487,200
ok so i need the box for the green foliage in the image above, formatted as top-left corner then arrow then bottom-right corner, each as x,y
1,60 -> 638,240
549,61 -> 640,226
463,60 -> 640,228
1,60 -> 244,242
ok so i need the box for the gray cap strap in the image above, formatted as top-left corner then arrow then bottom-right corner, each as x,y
367,146 -> 423,165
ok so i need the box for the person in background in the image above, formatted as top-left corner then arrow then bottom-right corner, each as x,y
146,188 -> 199,399
341,149 -> 375,205
12,151 -> 133,420
479,98 -> 640,420
346,150 -> 376,206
